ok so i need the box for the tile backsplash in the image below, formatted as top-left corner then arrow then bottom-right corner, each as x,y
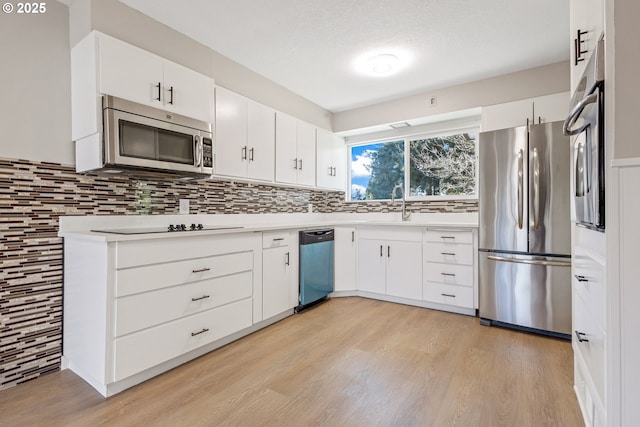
0,157 -> 477,390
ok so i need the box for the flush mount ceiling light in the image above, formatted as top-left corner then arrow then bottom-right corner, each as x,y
368,54 -> 398,75
355,51 -> 410,77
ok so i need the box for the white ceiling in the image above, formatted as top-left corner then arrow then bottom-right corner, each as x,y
120,0 -> 569,113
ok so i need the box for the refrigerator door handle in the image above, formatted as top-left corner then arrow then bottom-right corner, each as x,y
533,147 -> 540,230
487,255 -> 572,268
517,149 -> 524,229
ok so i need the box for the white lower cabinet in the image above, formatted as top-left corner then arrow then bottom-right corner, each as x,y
262,231 -> 293,319
334,227 -> 357,292
356,227 -> 422,300
572,225 -> 606,427
63,232 -> 262,397
422,228 -> 476,310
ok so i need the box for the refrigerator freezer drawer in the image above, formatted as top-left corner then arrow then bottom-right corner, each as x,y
479,251 -> 572,335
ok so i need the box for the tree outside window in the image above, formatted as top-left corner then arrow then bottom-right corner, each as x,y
349,130 -> 477,201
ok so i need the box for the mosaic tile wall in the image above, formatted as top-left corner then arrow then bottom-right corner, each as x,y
0,157 -> 477,391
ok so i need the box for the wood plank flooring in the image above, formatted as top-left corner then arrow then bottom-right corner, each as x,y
0,297 -> 584,426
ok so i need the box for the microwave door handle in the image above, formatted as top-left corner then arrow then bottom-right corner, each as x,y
517,149 -> 524,229
195,135 -> 202,167
563,93 -> 598,135
533,147 -> 540,230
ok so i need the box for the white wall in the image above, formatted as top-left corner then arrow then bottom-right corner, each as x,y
0,2 -> 73,164
332,61 -> 569,132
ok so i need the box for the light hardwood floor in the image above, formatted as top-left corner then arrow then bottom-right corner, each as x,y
0,297 -> 583,426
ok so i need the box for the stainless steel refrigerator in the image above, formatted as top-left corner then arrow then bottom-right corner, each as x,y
478,121 -> 572,337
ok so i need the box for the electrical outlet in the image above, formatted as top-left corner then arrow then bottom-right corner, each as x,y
179,199 -> 189,215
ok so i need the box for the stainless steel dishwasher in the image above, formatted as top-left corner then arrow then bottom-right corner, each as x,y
296,229 -> 334,312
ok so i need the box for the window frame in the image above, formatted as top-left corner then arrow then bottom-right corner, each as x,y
347,125 -> 479,202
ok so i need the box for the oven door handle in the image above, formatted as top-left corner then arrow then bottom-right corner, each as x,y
563,93 -> 597,136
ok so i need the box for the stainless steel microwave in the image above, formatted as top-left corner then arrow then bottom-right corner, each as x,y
564,37 -> 605,231
78,95 -> 213,178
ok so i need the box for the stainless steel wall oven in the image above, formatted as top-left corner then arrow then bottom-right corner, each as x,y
564,37 -> 605,231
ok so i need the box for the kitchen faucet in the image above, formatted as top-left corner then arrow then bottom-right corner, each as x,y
391,184 -> 411,221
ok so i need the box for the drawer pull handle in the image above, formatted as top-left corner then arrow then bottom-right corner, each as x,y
272,238 -> 285,242
191,295 -> 210,302
441,236 -> 456,240
441,252 -> 456,256
191,328 -> 210,337
574,274 -> 588,283
574,330 -> 589,343
441,273 -> 456,277
441,293 -> 456,298
192,268 -> 211,273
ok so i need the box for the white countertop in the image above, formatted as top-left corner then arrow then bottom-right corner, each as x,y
58,212 -> 478,242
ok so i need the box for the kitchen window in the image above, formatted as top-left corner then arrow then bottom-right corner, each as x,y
348,128 -> 478,201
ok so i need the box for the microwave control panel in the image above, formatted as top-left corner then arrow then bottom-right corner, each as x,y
202,137 -> 213,168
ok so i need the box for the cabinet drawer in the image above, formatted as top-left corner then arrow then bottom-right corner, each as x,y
573,251 -> 605,332
116,233 -> 256,269
358,227 -> 422,242
423,282 -> 473,308
115,270 -> 253,337
113,298 -> 252,381
424,263 -> 473,287
262,231 -> 289,248
116,251 -> 253,297
424,242 -> 473,265
424,229 -> 473,245
574,293 -> 605,404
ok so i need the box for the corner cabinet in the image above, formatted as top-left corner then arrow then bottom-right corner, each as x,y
214,86 -> 275,182
71,31 -> 214,141
356,227 -> 423,300
481,92 -> 569,132
316,129 -> 346,191
275,113 -> 316,187
62,233 -> 262,397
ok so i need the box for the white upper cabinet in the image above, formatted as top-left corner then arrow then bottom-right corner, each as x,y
570,0 -> 604,94
98,33 -> 213,122
98,34 -> 164,108
481,92 -> 570,132
72,31 -> 214,142
215,87 -> 275,182
247,100 -> 276,182
275,113 -> 316,187
215,87 -> 248,178
162,61 -> 214,122
316,129 -> 346,191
